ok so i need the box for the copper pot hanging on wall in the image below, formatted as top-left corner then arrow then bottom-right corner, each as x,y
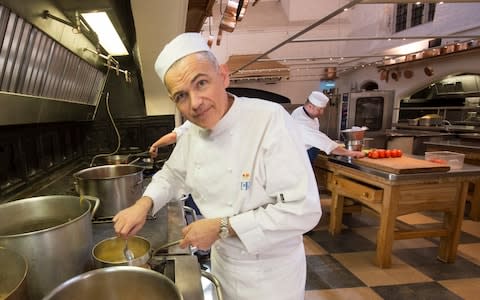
424,66 -> 434,77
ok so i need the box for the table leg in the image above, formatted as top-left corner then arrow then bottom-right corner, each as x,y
329,191 -> 345,235
438,181 -> 469,262
469,180 -> 480,221
376,186 -> 397,268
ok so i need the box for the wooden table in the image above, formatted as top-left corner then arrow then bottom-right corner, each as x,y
313,155 -> 480,268
425,141 -> 480,221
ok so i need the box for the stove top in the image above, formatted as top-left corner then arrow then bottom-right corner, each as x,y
149,255 -> 205,300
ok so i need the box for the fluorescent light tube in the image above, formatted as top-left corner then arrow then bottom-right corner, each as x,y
81,11 -> 129,56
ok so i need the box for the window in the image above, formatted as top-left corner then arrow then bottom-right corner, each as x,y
394,3 -> 436,33
395,4 -> 408,32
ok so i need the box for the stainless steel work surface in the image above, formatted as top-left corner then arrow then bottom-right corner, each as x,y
424,139 -> 480,150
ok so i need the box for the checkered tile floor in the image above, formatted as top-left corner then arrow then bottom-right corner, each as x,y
303,195 -> 480,299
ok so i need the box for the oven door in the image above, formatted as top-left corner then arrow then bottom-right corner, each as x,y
345,91 -> 395,148
347,91 -> 394,133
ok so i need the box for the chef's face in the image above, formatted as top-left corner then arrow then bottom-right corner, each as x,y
307,102 -> 325,118
165,52 -> 231,129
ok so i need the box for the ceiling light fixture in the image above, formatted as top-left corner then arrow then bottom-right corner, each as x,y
81,11 -> 128,56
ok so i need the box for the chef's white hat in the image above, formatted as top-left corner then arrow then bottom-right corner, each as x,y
308,91 -> 329,108
154,33 -> 212,82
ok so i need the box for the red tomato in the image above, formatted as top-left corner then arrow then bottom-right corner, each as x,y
385,150 -> 392,158
370,151 -> 379,159
377,149 -> 385,159
396,149 -> 403,157
391,149 -> 398,158
430,158 -> 447,164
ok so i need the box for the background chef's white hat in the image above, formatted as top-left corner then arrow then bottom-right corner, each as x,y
154,33 -> 212,82
308,91 -> 329,108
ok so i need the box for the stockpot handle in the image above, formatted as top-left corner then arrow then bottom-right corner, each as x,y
80,195 -> 100,220
201,270 -> 224,300
183,205 -> 197,223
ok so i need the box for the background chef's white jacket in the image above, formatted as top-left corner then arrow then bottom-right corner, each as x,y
143,95 -> 321,256
291,106 -> 340,154
172,120 -> 191,138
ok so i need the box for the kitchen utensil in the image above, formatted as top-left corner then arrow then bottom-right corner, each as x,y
404,69 -> 413,79
0,247 -> 28,300
123,239 -> 135,263
355,156 -> 450,174
341,127 -> 368,151
93,236 -> 151,268
43,266 -> 183,300
0,195 -> 99,300
151,240 -> 182,256
424,66 -> 434,76
379,69 -> 387,80
391,71 -> 399,81
418,114 -> 443,126
73,165 -> 144,218
101,154 -> 131,165
407,118 -> 419,126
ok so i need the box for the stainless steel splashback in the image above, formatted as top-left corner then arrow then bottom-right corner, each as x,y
0,92 -> 95,125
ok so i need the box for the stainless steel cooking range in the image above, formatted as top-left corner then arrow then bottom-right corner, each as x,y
0,158 -> 211,300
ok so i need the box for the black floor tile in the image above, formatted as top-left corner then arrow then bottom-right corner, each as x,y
394,247 -> 480,280
306,254 -> 365,290
426,231 -> 480,245
372,282 -> 463,300
308,229 -> 376,253
342,212 -> 380,228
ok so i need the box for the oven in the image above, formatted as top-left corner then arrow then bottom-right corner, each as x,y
339,90 -> 395,149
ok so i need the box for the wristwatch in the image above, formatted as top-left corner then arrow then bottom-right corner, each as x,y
219,217 -> 230,239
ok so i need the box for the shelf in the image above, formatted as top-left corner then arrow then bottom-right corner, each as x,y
379,43 -> 480,68
400,106 -> 480,110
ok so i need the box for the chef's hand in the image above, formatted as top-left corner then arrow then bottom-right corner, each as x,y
113,196 -> 152,238
350,150 -> 366,158
180,218 -> 222,251
149,145 -> 158,158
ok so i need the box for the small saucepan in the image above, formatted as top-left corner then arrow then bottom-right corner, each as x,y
92,236 -> 151,268
407,118 -> 419,126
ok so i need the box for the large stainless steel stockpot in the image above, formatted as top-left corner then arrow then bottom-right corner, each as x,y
0,247 -> 28,300
73,165 -> 144,218
0,195 -> 98,300
43,266 -> 183,300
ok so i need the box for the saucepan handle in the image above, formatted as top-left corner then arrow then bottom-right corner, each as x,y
183,205 -> 197,223
201,270 -> 224,300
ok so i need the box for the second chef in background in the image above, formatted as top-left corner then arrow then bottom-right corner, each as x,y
291,91 -> 365,163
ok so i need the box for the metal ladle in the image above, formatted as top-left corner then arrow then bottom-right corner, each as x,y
123,239 -> 135,264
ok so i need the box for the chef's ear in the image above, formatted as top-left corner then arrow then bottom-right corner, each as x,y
219,64 -> 230,88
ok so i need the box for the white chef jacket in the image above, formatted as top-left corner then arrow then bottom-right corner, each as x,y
144,95 -> 321,300
172,120 -> 191,138
291,106 -> 339,154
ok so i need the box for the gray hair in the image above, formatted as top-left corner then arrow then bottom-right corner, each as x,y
168,51 -> 219,75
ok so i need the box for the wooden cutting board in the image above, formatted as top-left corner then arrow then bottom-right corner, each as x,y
354,156 -> 450,174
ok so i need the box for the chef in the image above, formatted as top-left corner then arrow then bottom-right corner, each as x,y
113,33 -> 321,300
148,121 -> 191,158
291,91 -> 365,162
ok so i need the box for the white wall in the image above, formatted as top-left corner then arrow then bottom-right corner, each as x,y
229,79 -> 321,104
213,2 -> 480,119
336,50 -> 480,123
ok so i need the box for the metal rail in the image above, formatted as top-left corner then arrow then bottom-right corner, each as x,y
229,0 -> 364,76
